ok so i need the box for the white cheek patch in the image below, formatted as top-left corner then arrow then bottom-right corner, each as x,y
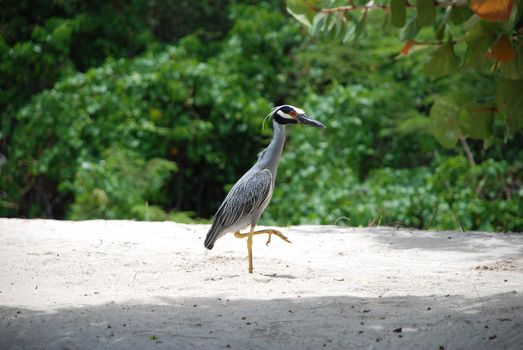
277,110 -> 293,119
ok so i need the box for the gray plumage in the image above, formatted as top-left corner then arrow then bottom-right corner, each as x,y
204,120 -> 285,250
204,105 -> 325,250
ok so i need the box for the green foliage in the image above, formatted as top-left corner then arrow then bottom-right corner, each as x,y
459,101 -> 495,140
424,41 -> 460,78
417,0 -> 436,27
286,0 -> 523,145
496,78 -> 523,137
347,155 -> 523,231
0,0 -> 236,179
264,80 -> 438,225
0,1 -> 152,160
2,3 -> 300,220
391,0 -> 407,28
429,95 -> 463,148
265,81 -> 523,231
1,1 -> 522,233
287,0 -> 319,27
262,23 -> 522,232
70,147 -> 177,220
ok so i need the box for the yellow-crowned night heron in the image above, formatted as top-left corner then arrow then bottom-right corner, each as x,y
204,105 -> 325,273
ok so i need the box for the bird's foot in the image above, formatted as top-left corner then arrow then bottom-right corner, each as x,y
233,229 -> 292,246
259,229 -> 292,246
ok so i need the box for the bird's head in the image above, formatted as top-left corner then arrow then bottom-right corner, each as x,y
271,105 -> 326,128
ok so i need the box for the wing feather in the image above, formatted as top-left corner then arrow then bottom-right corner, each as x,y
215,169 -> 272,229
204,169 -> 272,249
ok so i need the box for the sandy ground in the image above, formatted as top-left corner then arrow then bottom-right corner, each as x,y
0,219 -> 522,350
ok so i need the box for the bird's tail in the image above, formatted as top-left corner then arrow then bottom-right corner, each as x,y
204,223 -> 222,250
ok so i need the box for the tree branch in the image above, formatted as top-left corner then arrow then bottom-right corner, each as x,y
459,136 -> 475,167
321,0 -> 469,14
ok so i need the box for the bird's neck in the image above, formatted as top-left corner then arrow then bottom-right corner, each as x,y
258,121 -> 286,174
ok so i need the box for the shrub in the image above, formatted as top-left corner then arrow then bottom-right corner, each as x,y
70,147 -> 177,220
2,4 -> 300,219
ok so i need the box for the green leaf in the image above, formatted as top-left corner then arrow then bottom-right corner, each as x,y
325,13 -> 337,33
458,102 -> 494,140
416,0 -> 436,27
322,14 -> 342,40
429,96 -> 462,148
516,0 -> 523,26
311,12 -> 327,36
381,10 -> 390,30
434,6 -> 451,41
463,14 -> 481,31
391,0 -> 407,28
342,22 -> 354,44
333,15 -> 345,38
286,0 -> 319,28
496,78 -> 523,136
424,42 -> 460,78
354,14 -> 368,42
463,22 -> 497,69
400,15 -> 420,41
500,41 -> 523,79
450,6 -> 473,25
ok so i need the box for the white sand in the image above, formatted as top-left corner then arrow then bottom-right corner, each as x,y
0,218 -> 522,349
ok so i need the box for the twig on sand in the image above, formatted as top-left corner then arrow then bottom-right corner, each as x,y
473,284 -> 488,317
450,206 -> 466,232
428,201 -> 439,229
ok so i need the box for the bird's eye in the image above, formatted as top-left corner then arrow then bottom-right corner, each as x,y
289,110 -> 297,117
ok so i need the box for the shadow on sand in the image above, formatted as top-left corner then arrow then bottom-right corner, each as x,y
1,292 -> 522,350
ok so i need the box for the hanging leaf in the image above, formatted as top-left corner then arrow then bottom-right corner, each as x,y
341,14 -> 367,44
311,12 -> 327,36
500,41 -> 523,79
470,0 -> 514,22
463,14 -> 482,31
496,78 -> 523,136
424,42 -> 460,78
450,6 -> 474,25
463,22 -> 497,69
458,102 -> 495,140
354,14 -> 368,42
429,96 -> 462,148
323,14 -> 344,40
391,0 -> 407,28
485,35 -> 516,62
401,40 -> 416,55
286,0 -> 319,27
325,13 -> 337,33
434,6 -> 452,41
400,15 -> 420,41
333,15 -> 345,38
342,22 -> 354,44
417,0 -> 436,27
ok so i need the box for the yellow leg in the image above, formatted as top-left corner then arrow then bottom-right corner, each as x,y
234,229 -> 292,246
247,226 -> 254,274
234,228 -> 292,274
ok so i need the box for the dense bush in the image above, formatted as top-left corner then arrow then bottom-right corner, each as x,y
0,0 -> 240,181
1,1 -> 521,231
287,0 -> 523,144
1,4 -> 300,219
263,82 -> 523,232
70,147 -> 177,220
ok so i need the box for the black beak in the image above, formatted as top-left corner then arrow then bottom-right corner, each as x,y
297,114 -> 326,128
